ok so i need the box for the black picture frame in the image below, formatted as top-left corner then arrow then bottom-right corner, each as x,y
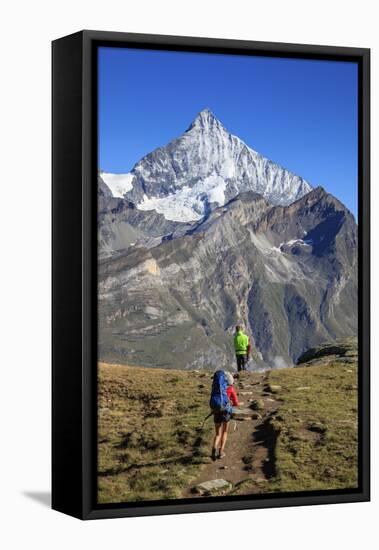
52,30 -> 370,520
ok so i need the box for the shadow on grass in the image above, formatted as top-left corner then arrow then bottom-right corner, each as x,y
253,415 -> 279,479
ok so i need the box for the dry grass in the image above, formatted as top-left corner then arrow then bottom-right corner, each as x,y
97,363 -> 214,504
98,349 -> 359,503
266,358 -> 358,492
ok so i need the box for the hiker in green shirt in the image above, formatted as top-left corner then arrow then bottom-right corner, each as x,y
234,325 -> 250,372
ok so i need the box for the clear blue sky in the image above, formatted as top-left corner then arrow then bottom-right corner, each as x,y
98,47 -> 358,218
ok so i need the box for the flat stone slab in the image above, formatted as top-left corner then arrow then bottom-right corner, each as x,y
194,479 -> 232,495
232,408 -> 254,419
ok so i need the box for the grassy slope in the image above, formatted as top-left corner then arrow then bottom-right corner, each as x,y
98,363 -> 213,504
98,340 -> 358,503
267,358 -> 358,492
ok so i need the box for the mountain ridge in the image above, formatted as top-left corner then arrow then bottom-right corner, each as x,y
98,186 -> 357,369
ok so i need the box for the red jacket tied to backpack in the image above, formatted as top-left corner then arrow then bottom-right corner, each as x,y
227,386 -> 239,407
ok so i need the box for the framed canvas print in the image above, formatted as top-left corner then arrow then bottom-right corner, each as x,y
52,30 -> 370,520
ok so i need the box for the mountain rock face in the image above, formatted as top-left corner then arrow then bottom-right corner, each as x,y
102,109 -> 312,222
98,187 -> 357,369
98,175 -> 194,259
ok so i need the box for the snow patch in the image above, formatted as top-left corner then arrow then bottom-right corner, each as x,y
272,238 -> 313,253
101,172 -> 134,198
286,238 -> 313,247
204,174 -> 226,205
138,174 -> 227,222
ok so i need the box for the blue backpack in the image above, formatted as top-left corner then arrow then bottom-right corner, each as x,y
209,370 -> 232,414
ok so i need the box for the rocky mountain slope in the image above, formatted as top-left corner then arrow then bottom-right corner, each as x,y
98,175 -> 193,259
98,186 -> 357,368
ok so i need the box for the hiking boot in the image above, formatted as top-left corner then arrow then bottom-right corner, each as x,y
211,448 -> 217,461
218,451 -> 226,459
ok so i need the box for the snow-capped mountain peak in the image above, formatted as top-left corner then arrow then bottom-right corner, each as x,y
101,109 -> 312,222
186,108 -> 226,133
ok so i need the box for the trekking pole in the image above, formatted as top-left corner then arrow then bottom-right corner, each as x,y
200,411 -> 213,429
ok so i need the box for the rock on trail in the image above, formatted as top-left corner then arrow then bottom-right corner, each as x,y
193,479 -> 232,496
232,408 -> 257,420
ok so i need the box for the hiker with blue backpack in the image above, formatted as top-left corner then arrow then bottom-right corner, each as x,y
210,370 -> 239,460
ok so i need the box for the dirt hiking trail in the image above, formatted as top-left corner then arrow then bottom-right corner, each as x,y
183,371 -> 280,497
